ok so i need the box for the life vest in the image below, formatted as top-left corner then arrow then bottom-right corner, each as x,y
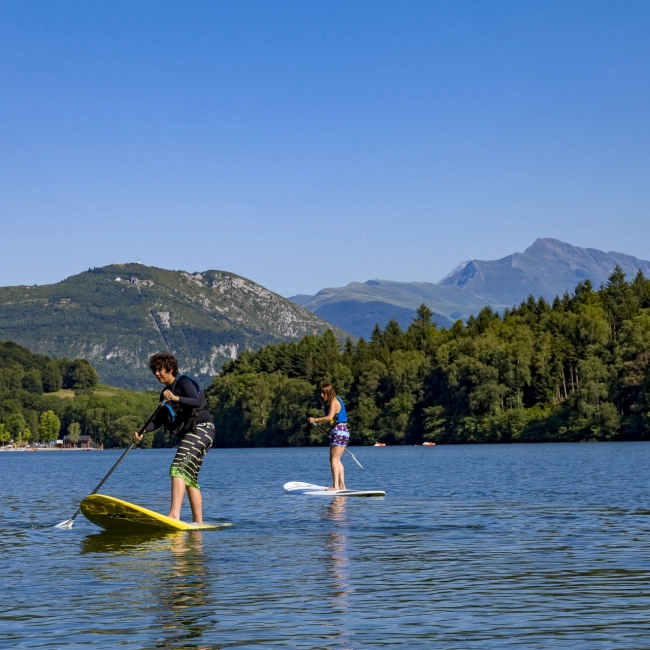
162,374 -> 210,435
324,396 -> 347,426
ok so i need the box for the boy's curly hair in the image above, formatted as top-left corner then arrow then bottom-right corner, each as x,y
149,353 -> 179,376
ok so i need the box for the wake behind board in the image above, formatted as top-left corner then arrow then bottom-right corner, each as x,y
80,494 -> 231,532
284,482 -> 385,497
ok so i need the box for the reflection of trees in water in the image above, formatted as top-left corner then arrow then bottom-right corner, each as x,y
81,531 -> 175,556
81,531 -> 213,649
322,498 -> 353,649
155,532 -> 211,649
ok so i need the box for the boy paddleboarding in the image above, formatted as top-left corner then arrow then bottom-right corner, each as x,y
134,353 -> 214,524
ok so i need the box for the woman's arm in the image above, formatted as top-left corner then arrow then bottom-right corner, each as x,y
309,399 -> 341,424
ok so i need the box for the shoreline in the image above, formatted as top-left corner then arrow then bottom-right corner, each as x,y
0,446 -> 103,452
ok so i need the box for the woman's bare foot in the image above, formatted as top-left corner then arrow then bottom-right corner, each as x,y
326,486 -> 339,491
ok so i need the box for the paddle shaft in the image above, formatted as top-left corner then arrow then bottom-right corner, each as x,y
64,443 -> 134,522
311,422 -> 365,469
62,401 -> 167,525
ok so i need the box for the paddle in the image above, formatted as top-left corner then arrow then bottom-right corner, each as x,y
54,400 -> 167,529
310,422 -> 365,469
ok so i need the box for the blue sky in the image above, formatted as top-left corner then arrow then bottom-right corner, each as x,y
1,0 -> 649,296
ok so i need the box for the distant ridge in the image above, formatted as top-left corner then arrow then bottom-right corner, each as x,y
0,264 -> 347,389
438,260 -> 472,284
292,239 -> 650,338
291,280 -> 484,337
439,238 -> 650,306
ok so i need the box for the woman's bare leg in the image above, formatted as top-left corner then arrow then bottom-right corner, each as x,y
328,445 -> 346,490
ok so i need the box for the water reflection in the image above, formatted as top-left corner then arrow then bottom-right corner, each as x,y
81,531 -> 176,555
322,498 -> 352,649
81,531 -> 213,649
154,532 -> 212,649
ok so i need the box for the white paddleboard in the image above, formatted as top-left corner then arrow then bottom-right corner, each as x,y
283,481 -> 385,497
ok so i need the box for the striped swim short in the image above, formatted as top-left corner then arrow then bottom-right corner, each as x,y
169,422 -> 215,490
329,423 -> 350,447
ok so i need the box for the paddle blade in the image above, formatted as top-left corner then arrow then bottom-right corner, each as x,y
54,518 -> 74,529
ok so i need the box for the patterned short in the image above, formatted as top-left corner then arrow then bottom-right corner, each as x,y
329,423 -> 350,447
169,422 -> 215,490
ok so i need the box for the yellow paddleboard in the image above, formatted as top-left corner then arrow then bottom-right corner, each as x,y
80,494 -> 231,532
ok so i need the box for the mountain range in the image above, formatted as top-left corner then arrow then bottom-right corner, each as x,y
2,239 -> 648,389
0,264 -> 345,390
291,239 -> 650,338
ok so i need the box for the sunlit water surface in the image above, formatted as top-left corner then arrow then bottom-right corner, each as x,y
3,443 -> 650,648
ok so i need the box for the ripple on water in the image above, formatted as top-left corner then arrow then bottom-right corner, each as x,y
3,444 -> 650,648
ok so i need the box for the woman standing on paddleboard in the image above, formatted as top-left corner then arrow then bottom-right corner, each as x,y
308,384 -> 349,491
133,353 -> 214,524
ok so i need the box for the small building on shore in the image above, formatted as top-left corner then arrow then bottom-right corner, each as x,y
78,435 -> 94,449
61,434 -> 95,448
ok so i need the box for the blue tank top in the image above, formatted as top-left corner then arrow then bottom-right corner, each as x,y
324,396 -> 347,424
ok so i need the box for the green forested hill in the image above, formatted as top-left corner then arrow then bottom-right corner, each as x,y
208,267 -> 650,446
0,264 -> 346,389
0,340 -> 160,448
4,266 -> 650,449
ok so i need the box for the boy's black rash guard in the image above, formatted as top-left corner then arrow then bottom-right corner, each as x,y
145,376 -> 212,436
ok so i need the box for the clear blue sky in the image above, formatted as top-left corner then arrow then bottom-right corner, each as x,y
1,0 -> 649,296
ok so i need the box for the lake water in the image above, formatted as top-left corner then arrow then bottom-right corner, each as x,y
3,443 -> 650,648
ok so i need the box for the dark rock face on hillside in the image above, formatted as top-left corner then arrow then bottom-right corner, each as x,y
439,238 -> 650,306
0,264 -> 346,389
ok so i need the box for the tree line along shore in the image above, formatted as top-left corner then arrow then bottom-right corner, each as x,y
1,266 -> 649,448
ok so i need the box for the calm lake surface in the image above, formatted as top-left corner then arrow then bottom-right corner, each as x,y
3,443 -> 650,649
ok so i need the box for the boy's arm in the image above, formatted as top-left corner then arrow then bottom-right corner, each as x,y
173,376 -> 202,408
133,407 -> 165,441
